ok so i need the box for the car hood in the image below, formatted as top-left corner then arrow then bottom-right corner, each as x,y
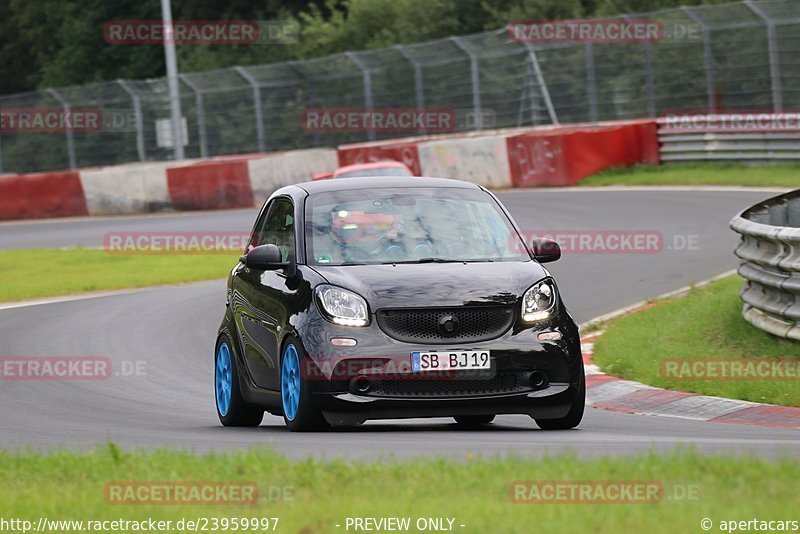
310,261 -> 549,310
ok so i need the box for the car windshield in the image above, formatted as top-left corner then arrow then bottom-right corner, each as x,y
306,187 -> 530,266
336,167 -> 413,178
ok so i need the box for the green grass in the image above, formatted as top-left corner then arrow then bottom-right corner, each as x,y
580,163 -> 800,187
0,248 -> 237,302
1,445 -> 799,533
592,275 -> 800,406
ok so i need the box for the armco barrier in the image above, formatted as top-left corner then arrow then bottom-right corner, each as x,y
79,161 -> 176,215
248,149 -> 338,205
658,114 -> 800,162
730,190 -> 800,341
166,156 -> 257,211
0,170 -> 87,220
507,121 -> 658,187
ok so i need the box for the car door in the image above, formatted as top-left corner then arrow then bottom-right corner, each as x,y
231,197 -> 297,391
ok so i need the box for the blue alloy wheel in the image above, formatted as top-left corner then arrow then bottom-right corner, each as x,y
281,344 -> 301,421
215,342 -> 232,416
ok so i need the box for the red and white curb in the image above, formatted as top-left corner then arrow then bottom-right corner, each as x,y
581,332 -> 800,429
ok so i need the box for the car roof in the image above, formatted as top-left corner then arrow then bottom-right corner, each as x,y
294,176 -> 482,194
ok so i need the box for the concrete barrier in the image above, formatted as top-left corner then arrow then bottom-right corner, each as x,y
0,120 -> 662,220
0,171 -> 87,220
79,162 -> 175,215
337,138 -> 424,175
166,156 -> 258,211
248,148 -> 338,205
507,120 -> 658,187
418,135 -> 512,188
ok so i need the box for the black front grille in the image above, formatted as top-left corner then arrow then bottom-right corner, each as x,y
376,306 -> 515,344
368,372 -> 533,398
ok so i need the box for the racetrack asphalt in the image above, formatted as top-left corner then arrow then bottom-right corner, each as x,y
1,188 -> 798,458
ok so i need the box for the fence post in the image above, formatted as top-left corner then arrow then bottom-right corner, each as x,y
345,52 -> 375,141
235,66 -> 266,153
745,0 -> 783,112
47,88 -> 77,169
524,43 -> 559,125
644,42 -> 656,117
623,15 -> 656,117
451,37 -> 482,131
584,43 -> 598,122
117,80 -> 146,162
286,61 -> 321,147
395,45 -> 427,134
179,75 -> 208,158
286,62 -> 319,147
682,7 -> 716,111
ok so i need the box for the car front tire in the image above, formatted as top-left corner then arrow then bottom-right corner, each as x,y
215,336 -> 264,427
534,368 -> 585,430
281,339 -> 330,432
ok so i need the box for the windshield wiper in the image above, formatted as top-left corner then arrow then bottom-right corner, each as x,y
381,257 -> 466,264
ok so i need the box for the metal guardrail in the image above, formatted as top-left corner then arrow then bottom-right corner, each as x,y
730,189 -> 800,341
658,115 -> 800,162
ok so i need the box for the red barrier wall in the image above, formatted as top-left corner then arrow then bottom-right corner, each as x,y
337,141 -> 422,176
507,121 -> 658,187
166,159 -> 254,210
0,171 -> 87,220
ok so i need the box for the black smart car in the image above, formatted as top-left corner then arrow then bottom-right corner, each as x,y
214,176 -> 584,431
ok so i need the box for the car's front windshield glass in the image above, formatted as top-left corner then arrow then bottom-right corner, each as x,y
306,187 -> 530,266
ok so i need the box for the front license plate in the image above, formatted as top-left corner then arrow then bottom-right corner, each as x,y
411,350 -> 491,372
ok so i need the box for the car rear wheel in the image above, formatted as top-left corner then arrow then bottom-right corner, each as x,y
534,368 -> 585,430
281,340 -> 330,432
453,415 -> 495,426
215,337 -> 263,427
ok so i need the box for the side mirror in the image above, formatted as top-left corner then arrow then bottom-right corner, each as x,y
531,238 -> 561,263
240,244 -> 284,270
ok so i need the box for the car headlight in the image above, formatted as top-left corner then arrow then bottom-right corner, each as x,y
316,285 -> 370,327
522,279 -> 556,322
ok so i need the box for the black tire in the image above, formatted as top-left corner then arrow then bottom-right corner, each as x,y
453,415 -> 495,426
281,339 -> 330,432
215,336 -> 264,427
534,368 -> 585,430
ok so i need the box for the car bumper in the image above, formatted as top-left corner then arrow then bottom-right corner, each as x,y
314,382 -> 578,425
297,307 -> 582,424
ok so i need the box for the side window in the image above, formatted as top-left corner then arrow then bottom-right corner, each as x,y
261,198 -> 295,262
247,204 -> 270,250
